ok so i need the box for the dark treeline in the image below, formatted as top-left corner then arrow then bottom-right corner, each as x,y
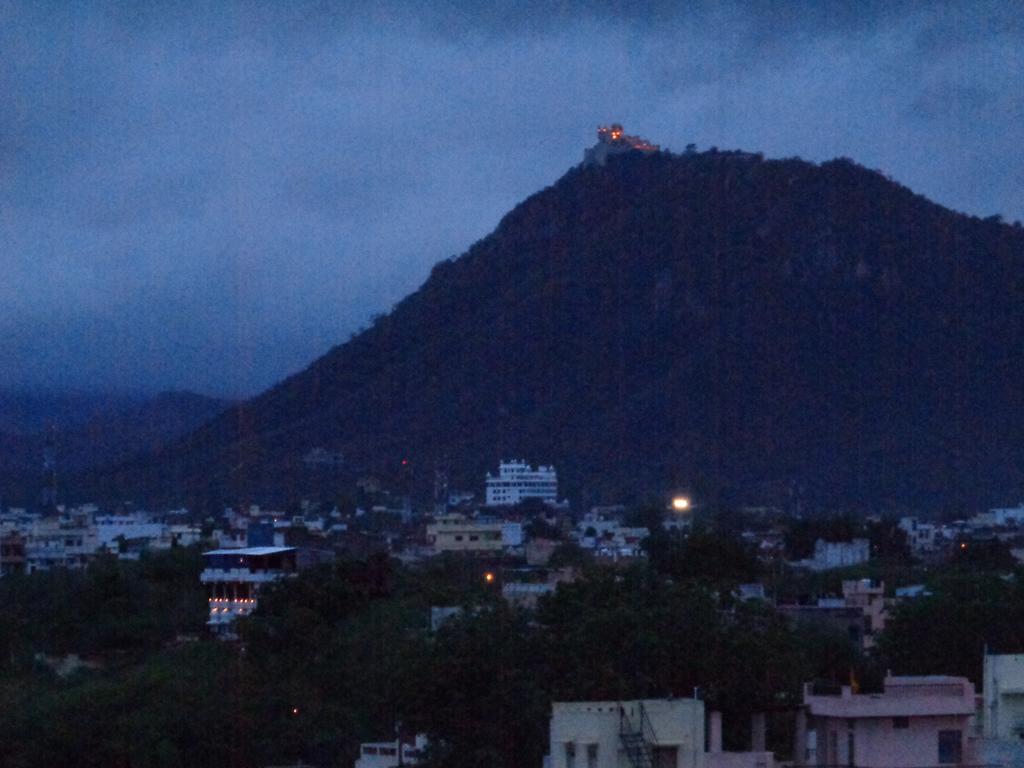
0,536 -> 1021,767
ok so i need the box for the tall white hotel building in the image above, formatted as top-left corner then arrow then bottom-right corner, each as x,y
484,459 -> 559,507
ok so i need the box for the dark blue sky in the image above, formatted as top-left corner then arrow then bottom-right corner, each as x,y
2,1 -> 1022,397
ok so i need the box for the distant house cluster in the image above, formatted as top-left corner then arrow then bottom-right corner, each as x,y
12,452 -> 1024,768
777,578 -> 890,652
899,504 -> 1024,561
0,504 -> 201,575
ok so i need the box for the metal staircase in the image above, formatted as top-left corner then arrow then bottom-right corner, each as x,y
619,702 -> 658,768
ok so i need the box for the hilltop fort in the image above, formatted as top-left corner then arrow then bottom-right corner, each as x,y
582,122 -> 660,166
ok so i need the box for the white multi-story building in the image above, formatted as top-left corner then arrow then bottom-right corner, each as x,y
24,513 -> 100,573
797,539 -> 870,571
979,654 -> 1024,767
354,734 -> 427,768
898,517 -> 940,555
200,547 -> 298,636
485,460 -> 558,507
983,654 -> 1024,739
989,504 -> 1024,527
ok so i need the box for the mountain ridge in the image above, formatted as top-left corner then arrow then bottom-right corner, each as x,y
85,147 -> 1024,512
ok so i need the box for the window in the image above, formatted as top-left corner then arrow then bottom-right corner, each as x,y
893,717 -> 909,729
565,742 -> 575,768
653,746 -> 677,768
586,743 -> 598,768
938,730 -> 962,764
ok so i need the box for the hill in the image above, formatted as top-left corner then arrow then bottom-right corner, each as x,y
88,148 -> 1024,512
0,391 -> 144,435
1,391 -> 229,504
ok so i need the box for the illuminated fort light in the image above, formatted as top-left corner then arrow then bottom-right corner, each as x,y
596,123 -> 659,151
586,123 -> 661,167
671,496 -> 691,512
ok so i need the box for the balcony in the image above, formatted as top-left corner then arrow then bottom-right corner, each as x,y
200,567 -> 287,584
206,598 -> 257,625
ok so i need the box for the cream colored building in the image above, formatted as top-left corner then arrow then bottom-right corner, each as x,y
426,514 -> 504,555
983,653 -> 1024,739
549,699 -> 705,768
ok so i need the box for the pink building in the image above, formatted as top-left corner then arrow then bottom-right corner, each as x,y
801,675 -> 978,767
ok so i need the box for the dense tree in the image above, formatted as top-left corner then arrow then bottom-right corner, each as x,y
783,516 -> 861,560
645,530 -> 762,586
6,541 -> 1019,767
546,542 -> 590,569
407,604 -> 548,768
0,547 -> 206,670
865,519 -> 911,563
879,571 -> 1024,682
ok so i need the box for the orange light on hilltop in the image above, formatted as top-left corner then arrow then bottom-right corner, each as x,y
484,571 -> 495,584
671,496 -> 691,512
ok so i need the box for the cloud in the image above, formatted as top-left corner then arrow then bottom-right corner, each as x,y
1,0 -> 1021,395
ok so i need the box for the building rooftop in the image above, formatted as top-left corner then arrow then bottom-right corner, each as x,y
203,546 -> 296,557
805,675 -> 976,718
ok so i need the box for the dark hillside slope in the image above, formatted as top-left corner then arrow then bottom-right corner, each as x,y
2,392 -> 228,504
93,150 -> 1024,511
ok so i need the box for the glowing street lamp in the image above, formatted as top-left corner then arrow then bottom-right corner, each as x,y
671,496 -> 691,512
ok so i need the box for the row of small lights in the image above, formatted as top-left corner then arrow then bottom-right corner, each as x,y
208,597 -> 256,603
